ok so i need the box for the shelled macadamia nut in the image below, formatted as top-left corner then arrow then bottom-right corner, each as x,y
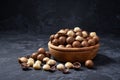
33,60 -> 41,70
67,30 -> 75,37
82,31 -> 88,38
27,58 -> 34,67
57,64 -> 65,71
58,45 -> 65,48
47,59 -> 56,66
66,44 -> 72,48
43,57 -> 50,63
90,32 -> 97,37
43,64 -> 50,71
75,36 -> 84,42
74,27 -> 81,32
65,62 -> 74,69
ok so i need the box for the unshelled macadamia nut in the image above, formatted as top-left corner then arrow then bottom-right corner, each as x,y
85,60 -> 94,68
18,57 -> 28,63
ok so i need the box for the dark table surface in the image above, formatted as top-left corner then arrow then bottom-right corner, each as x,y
0,32 -> 120,80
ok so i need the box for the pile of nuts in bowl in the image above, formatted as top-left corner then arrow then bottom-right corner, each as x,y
49,27 -> 99,48
18,27 -> 97,74
18,47 -> 94,74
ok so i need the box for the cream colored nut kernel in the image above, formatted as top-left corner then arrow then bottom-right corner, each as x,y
65,62 -> 74,69
57,64 -> 65,70
35,60 -> 42,65
43,57 -> 50,63
90,32 -> 97,37
75,36 -> 84,42
27,58 -> 34,67
82,31 -> 88,38
67,30 -> 75,37
74,27 -> 81,32
33,62 -> 41,70
43,64 -> 50,70
18,57 -> 28,63
47,59 -> 56,66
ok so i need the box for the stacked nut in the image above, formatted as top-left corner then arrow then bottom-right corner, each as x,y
49,27 -> 99,48
18,49 -> 94,73
18,48 -> 51,70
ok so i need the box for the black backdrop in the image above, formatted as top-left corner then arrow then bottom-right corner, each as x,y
0,0 -> 120,34
0,0 -> 120,80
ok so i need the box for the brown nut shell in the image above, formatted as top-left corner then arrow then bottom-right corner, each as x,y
85,60 -> 94,68
37,54 -> 45,61
72,41 -> 81,48
38,48 -> 46,54
66,37 -> 75,44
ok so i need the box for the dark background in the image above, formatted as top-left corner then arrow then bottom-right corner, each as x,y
0,0 -> 120,34
0,0 -> 120,80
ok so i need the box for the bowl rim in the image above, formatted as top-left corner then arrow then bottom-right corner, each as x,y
48,41 -> 100,52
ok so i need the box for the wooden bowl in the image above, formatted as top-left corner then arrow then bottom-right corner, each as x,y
48,41 -> 100,62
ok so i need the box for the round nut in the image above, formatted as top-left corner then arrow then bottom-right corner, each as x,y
49,34 -> 55,41
66,37 -> 75,44
38,48 -> 46,54
33,62 -> 41,70
47,59 -> 56,66
18,57 -> 28,63
37,54 -> 45,61
57,29 -> 66,36
72,41 -> 81,48
43,64 -> 50,71
66,44 -> 72,48
67,30 -> 75,37
65,62 -> 74,69
58,36 -> 66,45
35,60 -> 42,65
43,57 -> 50,63
52,39 -> 59,46
76,31 -> 82,36
90,32 -> 97,37
58,45 -> 65,48
57,64 -> 65,71
82,31 -> 88,38
75,36 -> 84,42
88,39 -> 96,46
27,58 -> 34,67
93,36 -> 99,43
54,33 -> 60,39
74,27 -> 81,32
81,40 -> 89,47
31,52 -> 38,60
85,60 -> 94,68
